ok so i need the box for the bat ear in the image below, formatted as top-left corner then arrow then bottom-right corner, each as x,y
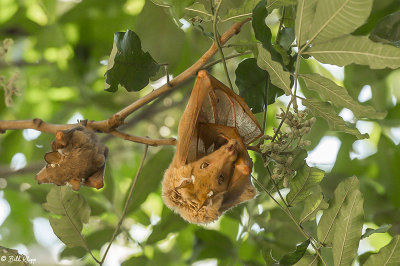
44,151 -> 62,164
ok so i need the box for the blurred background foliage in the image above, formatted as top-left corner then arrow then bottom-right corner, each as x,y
0,0 -> 399,265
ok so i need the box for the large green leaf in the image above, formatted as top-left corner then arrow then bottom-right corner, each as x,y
235,58 -> 284,113
105,30 -> 160,92
304,35 -> 400,69
301,73 -> 386,119
302,98 -> 368,139
308,0 -> 373,44
317,176 -> 359,246
364,235 -> 400,266
286,164 -> 324,206
279,240 -> 310,265
299,191 -> 329,224
370,11 -> 400,48
295,0 -> 317,46
294,254 -> 319,266
127,147 -> 174,213
332,189 -> 364,266
257,44 -> 291,95
43,186 -> 91,248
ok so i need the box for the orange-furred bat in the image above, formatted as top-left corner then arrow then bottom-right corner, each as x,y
162,70 -> 263,224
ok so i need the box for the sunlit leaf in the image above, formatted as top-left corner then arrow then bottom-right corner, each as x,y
43,186 -> 90,248
295,0 -> 317,46
286,164 -> 324,206
302,98 -> 368,139
257,44 -> 291,95
279,240 -> 310,265
301,73 -> 386,119
304,35 -> 400,69
105,30 -> 160,92
300,191 -> 329,224
294,254 -> 319,266
370,11 -> 400,47
308,0 -> 373,44
362,224 -> 392,239
332,189 -> 364,266
364,235 -> 400,266
317,176 -> 359,246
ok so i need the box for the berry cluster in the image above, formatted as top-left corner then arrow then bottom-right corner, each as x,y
260,109 -> 316,187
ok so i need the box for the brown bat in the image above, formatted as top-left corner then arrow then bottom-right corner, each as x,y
162,70 -> 263,224
36,127 -> 108,190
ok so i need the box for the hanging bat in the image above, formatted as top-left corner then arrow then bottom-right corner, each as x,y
162,70 -> 263,224
36,127 -> 108,190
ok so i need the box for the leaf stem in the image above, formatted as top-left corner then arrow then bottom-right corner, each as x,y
212,0 -> 234,90
100,145 -> 149,265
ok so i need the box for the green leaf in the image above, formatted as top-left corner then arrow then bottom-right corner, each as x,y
223,0 -> 258,21
302,98 -> 368,139
257,44 -> 291,95
370,11 -> 400,47
294,254 -> 319,266
235,58 -> 267,113
308,0 -> 373,44
105,30 -> 160,92
364,235 -> 400,266
127,147 -> 174,213
86,227 -> 115,250
235,58 -> 284,113
193,229 -> 235,260
301,73 -> 386,119
317,176 -> 359,246
295,0 -> 317,46
279,27 -> 295,50
304,35 -> 400,69
332,189 -> 364,266
362,224 -> 392,239
252,0 -> 282,63
300,191 -> 329,224
0,246 -> 30,266
43,186 -> 91,248
279,240 -> 310,265
146,207 -> 187,244
267,0 -> 297,9
60,246 -> 86,260
286,164 -> 324,206
122,256 -> 150,266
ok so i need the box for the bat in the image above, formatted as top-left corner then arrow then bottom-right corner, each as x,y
162,70 -> 263,224
36,127 -> 108,190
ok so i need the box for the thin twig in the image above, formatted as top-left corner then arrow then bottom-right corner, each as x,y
100,144 -> 149,265
110,130 -> 176,146
212,0 -> 234,90
202,51 -> 252,70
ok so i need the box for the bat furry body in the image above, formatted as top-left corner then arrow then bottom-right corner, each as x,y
162,71 -> 263,224
36,127 -> 108,190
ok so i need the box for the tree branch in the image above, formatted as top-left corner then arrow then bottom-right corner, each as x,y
110,130 -> 176,146
0,18 -> 251,138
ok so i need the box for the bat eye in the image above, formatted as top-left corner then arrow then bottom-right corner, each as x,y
218,174 -> 224,185
200,162 -> 209,169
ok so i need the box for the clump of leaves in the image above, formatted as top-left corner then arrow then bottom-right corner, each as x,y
0,39 -> 20,107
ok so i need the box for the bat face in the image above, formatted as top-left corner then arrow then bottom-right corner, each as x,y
163,140 -> 241,224
36,127 -> 108,190
162,71 -> 263,224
